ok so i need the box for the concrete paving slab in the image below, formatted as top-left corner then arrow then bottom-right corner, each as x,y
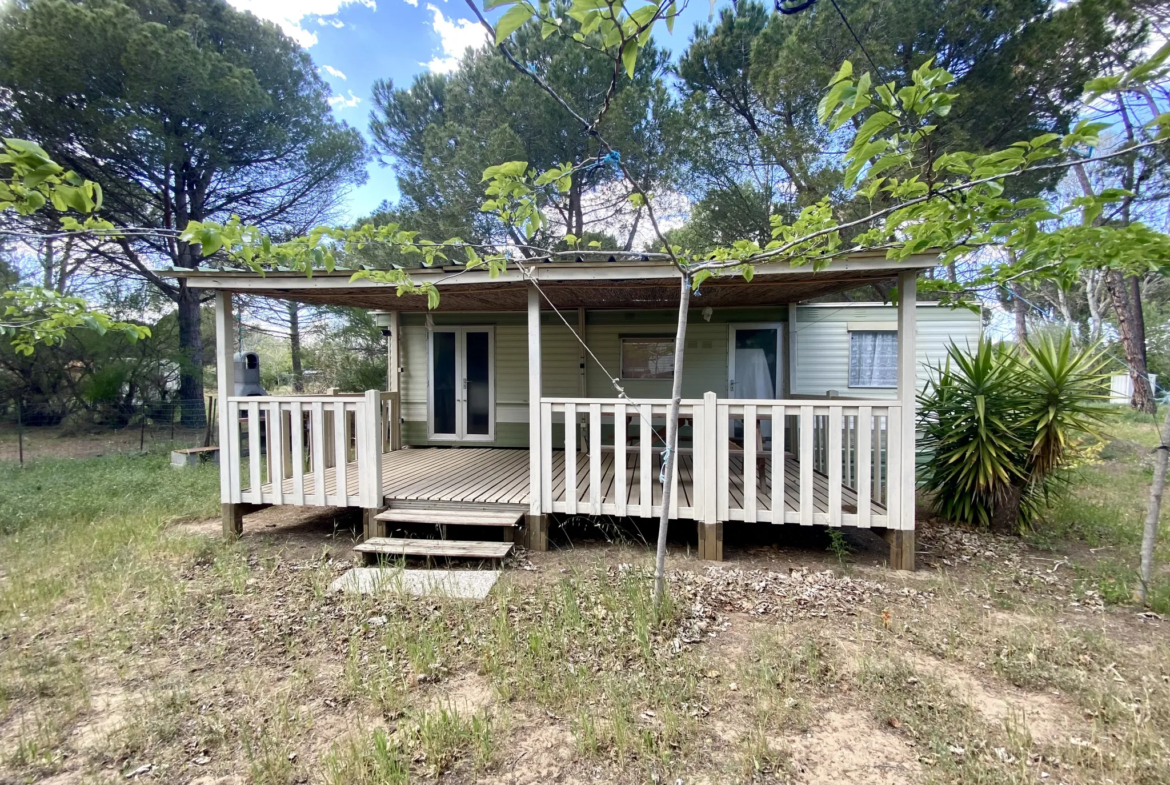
329,567 -> 500,599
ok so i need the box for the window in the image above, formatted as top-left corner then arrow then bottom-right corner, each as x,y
849,331 -> 897,388
621,337 -> 675,379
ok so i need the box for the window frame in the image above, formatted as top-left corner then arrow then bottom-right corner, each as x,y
619,335 -> 677,381
847,329 -> 898,389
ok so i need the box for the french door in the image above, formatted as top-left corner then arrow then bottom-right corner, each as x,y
427,327 -> 495,442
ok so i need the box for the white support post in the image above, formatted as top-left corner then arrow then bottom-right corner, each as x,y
896,270 -> 917,536
387,311 -> 400,394
703,391 -> 718,524
215,292 -> 235,505
360,390 -> 383,509
528,284 -> 543,516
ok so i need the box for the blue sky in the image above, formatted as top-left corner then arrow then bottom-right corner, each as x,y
226,0 -> 718,222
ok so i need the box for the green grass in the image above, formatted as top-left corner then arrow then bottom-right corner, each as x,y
0,451 -> 221,621
1026,410 -> 1170,613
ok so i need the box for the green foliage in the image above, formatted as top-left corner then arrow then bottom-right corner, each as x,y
184,5 -> 1170,324
1,287 -> 149,355
918,334 -> 1110,531
367,3 -> 681,248
673,0 -> 1123,249
0,138 -> 106,221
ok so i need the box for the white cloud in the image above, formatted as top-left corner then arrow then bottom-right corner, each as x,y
403,0 -> 419,6
226,0 -> 375,47
424,4 -> 486,74
328,90 -> 362,109
320,64 -> 347,80
317,16 -> 346,27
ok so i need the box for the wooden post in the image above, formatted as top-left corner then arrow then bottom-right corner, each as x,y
883,528 -> 914,571
895,270 -> 917,570
698,521 -> 723,561
222,502 -> 243,538
387,311 -> 400,394
362,507 -> 382,542
215,292 -> 239,537
525,513 -> 548,552
222,502 -> 267,538
359,390 -> 383,509
528,284 -> 542,517
577,306 -> 587,447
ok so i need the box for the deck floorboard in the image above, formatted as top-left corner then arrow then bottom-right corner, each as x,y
256,446 -> 885,517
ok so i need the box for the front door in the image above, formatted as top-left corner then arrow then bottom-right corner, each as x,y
728,324 -> 784,445
428,327 -> 495,441
729,324 -> 783,400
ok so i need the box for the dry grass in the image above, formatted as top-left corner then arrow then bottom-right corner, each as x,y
1,415 -> 1168,784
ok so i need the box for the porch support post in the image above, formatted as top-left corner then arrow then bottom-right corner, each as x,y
894,270 -> 917,570
386,311 -> 400,393
527,283 -> 548,551
215,292 -> 240,537
360,389 -> 384,540
698,521 -> 723,561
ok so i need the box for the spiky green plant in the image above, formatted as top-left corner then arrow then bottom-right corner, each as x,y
918,334 -> 1108,533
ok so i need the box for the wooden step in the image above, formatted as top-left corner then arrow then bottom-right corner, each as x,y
375,508 -> 522,528
355,537 -> 513,560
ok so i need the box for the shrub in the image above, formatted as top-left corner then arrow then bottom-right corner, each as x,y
917,333 -> 1108,533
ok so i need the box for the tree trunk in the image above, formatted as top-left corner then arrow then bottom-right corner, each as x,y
653,272 -> 691,609
176,281 -> 207,428
289,302 -> 304,393
568,175 -> 584,238
1138,404 -> 1170,604
991,484 -> 1024,535
1105,270 -> 1155,414
1012,283 -> 1028,350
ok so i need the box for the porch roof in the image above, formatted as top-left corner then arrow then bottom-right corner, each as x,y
166,251 -> 938,311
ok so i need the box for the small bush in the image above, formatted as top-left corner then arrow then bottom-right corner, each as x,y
918,333 -> 1108,533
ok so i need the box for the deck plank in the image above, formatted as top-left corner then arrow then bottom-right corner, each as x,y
258,445 -> 886,518
355,537 -> 513,559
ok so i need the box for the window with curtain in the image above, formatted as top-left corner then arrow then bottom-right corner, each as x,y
849,331 -> 898,388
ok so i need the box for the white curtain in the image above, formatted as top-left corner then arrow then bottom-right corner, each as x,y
849,331 -> 898,388
734,347 -> 774,439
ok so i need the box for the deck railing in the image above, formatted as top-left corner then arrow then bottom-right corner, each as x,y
222,389 -> 905,529
224,390 -> 399,507
539,393 -> 900,529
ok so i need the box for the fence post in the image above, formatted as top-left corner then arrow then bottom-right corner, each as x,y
359,390 -> 384,514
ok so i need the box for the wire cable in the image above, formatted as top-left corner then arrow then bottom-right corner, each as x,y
827,0 -> 881,75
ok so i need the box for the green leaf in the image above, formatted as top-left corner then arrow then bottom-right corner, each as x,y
496,4 -> 533,43
621,40 -> 638,79
541,20 -> 558,38
484,0 -> 516,9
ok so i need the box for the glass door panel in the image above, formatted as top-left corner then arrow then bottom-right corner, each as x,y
729,325 -> 782,446
464,330 -> 491,436
431,330 -> 458,437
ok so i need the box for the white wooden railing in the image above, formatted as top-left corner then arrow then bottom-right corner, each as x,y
224,390 -> 399,508
539,398 -> 700,520
538,392 -> 902,529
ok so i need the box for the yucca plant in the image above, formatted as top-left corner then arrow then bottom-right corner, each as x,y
918,333 -> 1109,533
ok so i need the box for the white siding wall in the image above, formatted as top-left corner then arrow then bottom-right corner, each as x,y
790,303 -> 982,399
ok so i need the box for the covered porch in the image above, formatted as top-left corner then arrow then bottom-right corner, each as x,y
189,252 -> 927,569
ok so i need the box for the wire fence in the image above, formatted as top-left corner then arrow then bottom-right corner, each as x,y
0,398 -> 216,464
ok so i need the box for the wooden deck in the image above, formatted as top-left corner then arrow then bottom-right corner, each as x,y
258,446 -> 885,520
